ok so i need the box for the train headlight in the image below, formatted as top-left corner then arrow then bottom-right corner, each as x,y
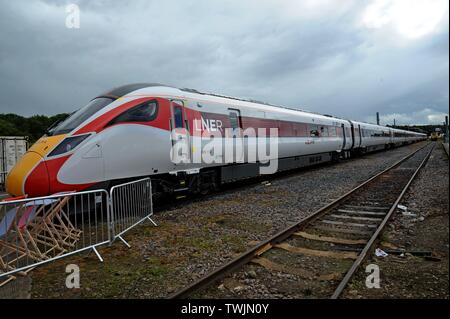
48,134 -> 90,157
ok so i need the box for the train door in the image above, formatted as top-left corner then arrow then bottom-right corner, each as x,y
341,123 -> 346,150
358,124 -> 362,147
170,100 -> 190,164
228,108 -> 244,163
350,122 -> 355,149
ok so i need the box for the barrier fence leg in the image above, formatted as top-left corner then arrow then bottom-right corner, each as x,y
92,247 -> 104,263
147,216 -> 157,226
108,197 -> 114,246
117,235 -> 131,248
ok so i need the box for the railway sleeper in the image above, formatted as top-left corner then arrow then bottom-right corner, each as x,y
342,205 -> 390,211
293,231 -> 367,245
311,225 -> 373,237
251,257 -> 344,282
288,234 -> 366,257
328,214 -> 383,222
336,209 -> 387,216
320,219 -> 379,229
251,257 -> 315,280
274,242 -> 358,260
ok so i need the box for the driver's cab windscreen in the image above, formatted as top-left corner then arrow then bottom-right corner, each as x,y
49,97 -> 114,135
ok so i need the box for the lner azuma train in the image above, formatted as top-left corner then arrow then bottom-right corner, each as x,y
6,83 -> 426,198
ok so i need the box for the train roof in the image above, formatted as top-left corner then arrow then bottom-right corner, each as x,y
97,83 -> 171,99
102,83 -> 347,124
101,83 -> 327,116
101,83 -> 425,135
350,121 -> 421,134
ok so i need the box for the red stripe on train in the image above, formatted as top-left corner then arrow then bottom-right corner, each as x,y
75,97 -> 171,135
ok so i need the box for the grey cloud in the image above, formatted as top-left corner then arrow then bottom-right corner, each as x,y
0,0 -> 448,126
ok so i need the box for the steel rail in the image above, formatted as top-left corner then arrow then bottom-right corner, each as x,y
331,142 -> 435,299
168,142 -> 432,299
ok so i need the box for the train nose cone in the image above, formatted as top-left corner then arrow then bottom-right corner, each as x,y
6,134 -> 65,197
5,151 -> 49,197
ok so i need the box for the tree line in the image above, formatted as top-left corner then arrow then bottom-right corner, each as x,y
0,113 -> 69,143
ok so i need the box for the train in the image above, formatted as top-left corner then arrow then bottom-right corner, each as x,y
430,129 -> 442,141
5,83 -> 427,199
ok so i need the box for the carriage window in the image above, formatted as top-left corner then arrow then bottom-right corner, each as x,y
310,124 -> 320,137
108,100 -> 158,126
229,111 -> 239,130
320,126 -> 329,137
328,126 -> 337,137
173,105 -> 184,128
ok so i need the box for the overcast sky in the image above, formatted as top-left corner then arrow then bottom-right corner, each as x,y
0,0 -> 448,125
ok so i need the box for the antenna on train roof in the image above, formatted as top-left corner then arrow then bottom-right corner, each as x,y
180,88 -> 203,94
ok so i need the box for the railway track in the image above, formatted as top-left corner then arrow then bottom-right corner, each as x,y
169,142 -> 435,299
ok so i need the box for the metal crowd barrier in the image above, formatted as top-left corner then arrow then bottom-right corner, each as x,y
110,178 -> 156,248
0,178 -> 156,286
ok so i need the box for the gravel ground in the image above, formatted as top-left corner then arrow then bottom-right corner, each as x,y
11,142 -> 427,299
343,142 -> 448,299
